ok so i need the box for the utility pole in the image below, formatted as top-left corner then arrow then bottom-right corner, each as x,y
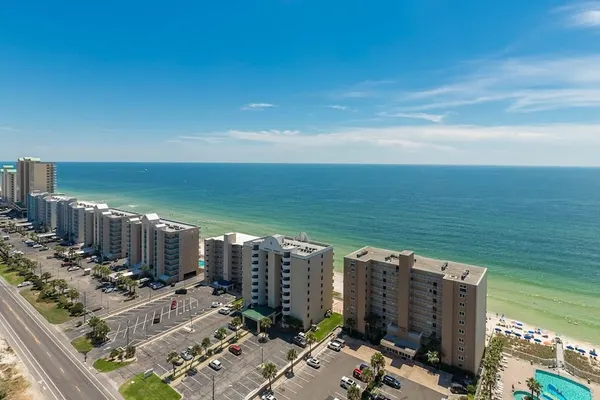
261,347 -> 264,364
212,375 -> 215,400
83,292 -> 87,323
189,297 -> 193,331
126,319 -> 130,347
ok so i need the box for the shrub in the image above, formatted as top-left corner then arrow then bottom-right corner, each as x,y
125,345 -> 136,359
70,302 -> 84,316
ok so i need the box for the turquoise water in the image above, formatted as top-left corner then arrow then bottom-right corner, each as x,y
44,162 -> 600,344
535,370 -> 592,400
514,390 -> 536,400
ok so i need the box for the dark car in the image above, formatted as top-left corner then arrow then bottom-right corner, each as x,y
370,394 -> 391,400
175,288 -> 187,295
153,314 -> 161,324
450,383 -> 468,394
187,367 -> 197,376
382,375 -> 401,389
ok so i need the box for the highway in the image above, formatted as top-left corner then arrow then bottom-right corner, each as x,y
0,279 -> 121,400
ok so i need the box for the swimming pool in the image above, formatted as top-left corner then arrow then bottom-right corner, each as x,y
535,370 -> 592,400
514,390 -> 537,400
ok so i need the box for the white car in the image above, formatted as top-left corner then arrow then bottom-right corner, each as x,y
211,301 -> 223,308
209,359 -> 222,370
328,341 -> 342,352
261,394 -> 276,400
32,244 -> 42,248
218,307 -> 232,315
306,357 -> 320,368
67,266 -> 80,272
17,281 -> 32,288
340,376 -> 358,389
332,338 -> 346,348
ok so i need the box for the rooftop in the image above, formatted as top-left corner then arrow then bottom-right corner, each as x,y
143,213 -> 198,232
108,208 -> 138,218
205,232 -> 259,245
346,246 -> 487,285
246,232 -> 332,256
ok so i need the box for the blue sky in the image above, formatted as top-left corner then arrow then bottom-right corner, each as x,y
1,0 -> 600,165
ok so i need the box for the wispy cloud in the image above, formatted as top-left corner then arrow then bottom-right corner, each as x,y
556,2 -> 600,29
398,55 -> 600,113
173,135 -> 224,144
377,112 -> 446,123
327,105 -> 350,111
330,79 -> 396,99
0,126 -> 19,132
240,103 -> 277,111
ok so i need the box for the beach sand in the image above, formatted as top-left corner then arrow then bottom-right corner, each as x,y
333,271 -> 600,352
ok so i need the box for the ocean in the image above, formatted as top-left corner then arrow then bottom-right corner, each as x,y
49,163 -> 600,344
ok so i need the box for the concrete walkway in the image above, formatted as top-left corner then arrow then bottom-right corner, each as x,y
556,342 -> 565,368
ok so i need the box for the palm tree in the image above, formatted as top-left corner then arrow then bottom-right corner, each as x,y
362,367 -> 374,386
167,351 -> 180,376
347,384 -> 361,400
287,348 -> 298,374
261,362 -> 278,391
260,317 -> 272,339
426,350 -> 440,368
95,320 -> 111,342
216,327 -> 227,350
67,288 -> 79,303
526,377 -> 542,399
231,316 -> 242,338
306,331 -> 317,356
201,337 -> 211,354
371,351 -> 386,376
140,264 -> 152,278
56,279 -> 68,295
231,301 -> 242,315
191,343 -> 203,360
41,271 -> 52,284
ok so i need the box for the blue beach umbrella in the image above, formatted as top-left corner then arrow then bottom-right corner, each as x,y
590,350 -> 598,357
495,328 -> 502,332
514,332 -> 522,337
534,338 -> 542,343
578,348 -> 586,354
524,334 -> 533,339
566,345 -> 575,350
528,330 -> 535,334
505,330 -> 512,334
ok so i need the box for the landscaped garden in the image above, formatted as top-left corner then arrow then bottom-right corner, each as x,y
505,336 -> 555,359
119,373 -> 181,400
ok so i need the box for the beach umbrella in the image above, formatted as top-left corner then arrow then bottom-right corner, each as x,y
515,321 -> 523,326
534,338 -> 542,343
578,348 -> 586,354
504,330 -> 512,334
528,330 -> 535,334
590,350 -> 598,357
524,334 -> 533,339
566,345 -> 575,350
495,328 -> 502,332
514,332 -> 522,337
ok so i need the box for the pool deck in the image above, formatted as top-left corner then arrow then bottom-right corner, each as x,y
500,356 -> 598,400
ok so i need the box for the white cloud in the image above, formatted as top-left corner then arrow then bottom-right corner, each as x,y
327,105 -> 350,111
377,112 -> 446,123
0,126 -> 19,132
175,135 -> 224,144
240,103 -> 277,111
557,2 -> 600,28
399,55 -> 600,113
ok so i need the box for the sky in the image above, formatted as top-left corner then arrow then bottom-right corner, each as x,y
1,0 -> 600,165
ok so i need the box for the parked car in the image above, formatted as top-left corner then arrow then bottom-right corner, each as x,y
67,266 -> 80,272
104,287 -> 116,293
306,357 -> 320,369
171,300 -> 178,310
209,359 -> 222,370
450,383 -> 468,394
32,244 -> 42,248
187,367 -> 197,376
180,351 -> 193,361
17,281 -> 32,288
353,368 -> 364,380
211,301 -> 223,308
175,288 -> 187,295
229,345 -> 242,356
218,307 -> 232,315
228,321 -> 242,331
292,335 -> 307,348
173,357 -> 184,366
382,375 -> 401,389
332,338 -> 346,348
370,394 -> 391,400
153,314 -> 161,324
261,394 -> 276,400
340,376 -> 358,389
149,282 -> 164,290
327,341 -> 342,352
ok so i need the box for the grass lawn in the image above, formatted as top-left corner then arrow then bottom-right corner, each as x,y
0,263 -> 25,286
71,336 -> 93,353
119,373 -> 181,400
21,289 -> 73,324
94,358 -> 132,373
314,312 -> 343,342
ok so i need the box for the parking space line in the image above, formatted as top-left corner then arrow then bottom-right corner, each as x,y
285,386 -> 298,395
295,374 -> 309,383
132,316 -> 140,334
289,380 -> 303,389
275,391 -> 291,400
335,392 -> 348,400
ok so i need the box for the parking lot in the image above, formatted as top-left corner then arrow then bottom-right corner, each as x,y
269,342 -> 443,400
172,328 -> 295,400
5,234 -> 205,320
68,285 -> 234,358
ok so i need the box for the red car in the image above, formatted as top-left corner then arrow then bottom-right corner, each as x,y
171,300 -> 177,310
353,368 -> 363,380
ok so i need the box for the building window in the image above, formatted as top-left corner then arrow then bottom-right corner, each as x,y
308,267 -> 310,272
383,278 -> 386,283
308,260 -> 310,264
307,305 -> 310,310
432,306 -> 437,312
432,322 -> 437,328
433,282 -> 437,287
383,293 -> 386,298
383,270 -> 386,275
458,363 -> 463,368
432,298 -> 437,303
432,315 -> 436,320
307,291 -> 310,295
458,320 -> 465,325
321,262 -> 323,266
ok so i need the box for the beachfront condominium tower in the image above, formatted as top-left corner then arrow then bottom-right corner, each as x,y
65,200 -> 96,245
1,165 -> 18,204
91,205 -> 138,260
343,247 -> 487,374
131,213 -> 200,283
204,232 -> 259,289
242,233 -> 334,331
17,157 -> 56,205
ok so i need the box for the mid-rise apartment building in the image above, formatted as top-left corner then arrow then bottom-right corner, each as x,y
343,247 -> 487,374
17,157 -> 56,205
242,233 -> 334,330
1,165 -> 18,204
204,232 -> 259,288
129,213 -> 200,282
65,200 -> 96,245
92,205 -> 138,260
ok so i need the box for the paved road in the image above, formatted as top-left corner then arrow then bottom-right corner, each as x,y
0,279 -> 120,400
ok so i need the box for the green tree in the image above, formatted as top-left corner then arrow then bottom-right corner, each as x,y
216,327 -> 227,350
56,279 -> 68,295
109,348 -> 120,360
167,351 -> 180,376
231,316 -> 242,338
347,384 -> 361,400
70,302 -> 84,316
362,367 -> 374,386
426,350 -> 440,367
125,345 -> 136,359
41,272 -> 52,284
67,288 -> 79,303
370,352 -> 386,376
526,377 -> 542,400
140,264 -> 153,278
260,317 -> 272,339
306,331 -> 317,356
95,320 -> 111,342
287,348 -> 298,374
231,301 -> 242,314
201,337 -> 211,354
261,362 -> 278,391
191,343 -> 203,359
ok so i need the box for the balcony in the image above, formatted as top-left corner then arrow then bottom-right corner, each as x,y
252,282 -> 258,286
252,253 -> 259,258
252,268 -> 259,273
282,277 -> 290,282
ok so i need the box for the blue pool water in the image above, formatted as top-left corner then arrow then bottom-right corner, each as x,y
535,370 -> 592,400
514,390 -> 536,400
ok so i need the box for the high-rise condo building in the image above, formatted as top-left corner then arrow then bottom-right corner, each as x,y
17,157 -> 56,205
91,205 -> 138,260
204,232 -> 259,289
242,233 -> 334,330
1,165 -> 18,204
343,247 -> 487,374
127,213 -> 200,283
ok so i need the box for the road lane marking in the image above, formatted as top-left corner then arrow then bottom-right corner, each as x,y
133,316 -> 139,334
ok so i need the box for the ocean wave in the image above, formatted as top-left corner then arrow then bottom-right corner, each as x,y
128,204 -> 138,208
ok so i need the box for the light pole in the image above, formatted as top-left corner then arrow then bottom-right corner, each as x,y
126,319 -> 130,347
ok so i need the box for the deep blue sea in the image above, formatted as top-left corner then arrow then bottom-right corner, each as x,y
40,163 -> 600,343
